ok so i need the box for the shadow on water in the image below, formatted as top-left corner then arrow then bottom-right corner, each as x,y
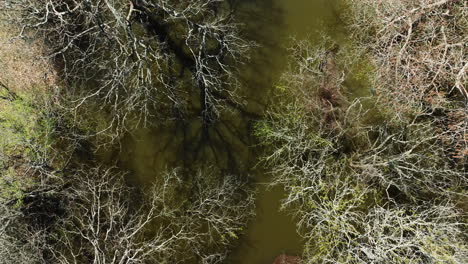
112,0 -> 348,263
116,0 -> 288,182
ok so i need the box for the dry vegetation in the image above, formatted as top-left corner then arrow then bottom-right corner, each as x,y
0,22 -> 58,96
347,0 -> 467,162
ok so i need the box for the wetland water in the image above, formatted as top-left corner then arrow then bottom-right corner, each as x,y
228,2 -> 347,263
114,0 -> 347,263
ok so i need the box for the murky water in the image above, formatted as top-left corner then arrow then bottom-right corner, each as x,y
113,0 -> 347,263
227,1 -> 347,263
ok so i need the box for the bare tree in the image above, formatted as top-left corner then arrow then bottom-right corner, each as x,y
345,0 -> 467,162
0,87 -> 255,263
256,37 -> 467,263
300,192 -> 468,263
0,202 -> 48,264
177,169 -> 255,263
4,0 -> 252,138
45,166 -> 254,264
258,100 -> 468,262
50,167 -> 185,264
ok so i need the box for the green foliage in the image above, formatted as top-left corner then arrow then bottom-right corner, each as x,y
0,90 -> 54,155
0,167 -> 35,207
0,97 -> 37,155
0,88 -> 55,204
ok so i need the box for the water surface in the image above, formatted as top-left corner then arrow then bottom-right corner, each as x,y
227,1 -> 347,263
112,0 -> 348,263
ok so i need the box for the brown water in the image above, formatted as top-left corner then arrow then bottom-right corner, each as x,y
227,1 -> 347,263
113,0 -> 348,263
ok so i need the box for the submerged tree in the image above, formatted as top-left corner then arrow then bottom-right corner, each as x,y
3,0 -> 252,135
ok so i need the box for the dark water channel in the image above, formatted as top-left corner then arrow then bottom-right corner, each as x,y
114,1 -> 347,263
